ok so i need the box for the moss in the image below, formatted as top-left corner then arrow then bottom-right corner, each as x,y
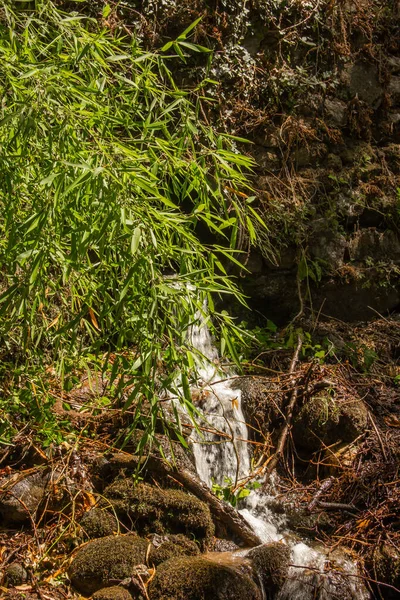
292,390 -> 368,452
92,587 -> 133,600
148,534 -> 200,565
68,534 -> 148,596
373,544 -> 400,589
103,481 -> 214,547
80,508 -> 118,539
148,556 -> 262,600
247,542 -> 290,595
5,563 -> 28,587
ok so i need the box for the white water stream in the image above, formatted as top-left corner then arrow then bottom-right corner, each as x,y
175,310 -> 370,600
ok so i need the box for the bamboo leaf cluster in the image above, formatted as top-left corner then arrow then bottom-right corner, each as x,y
0,0 -> 263,447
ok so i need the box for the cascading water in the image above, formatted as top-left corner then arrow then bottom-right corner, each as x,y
177,309 -> 370,600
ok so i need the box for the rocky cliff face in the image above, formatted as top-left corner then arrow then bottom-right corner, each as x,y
107,0 -> 400,322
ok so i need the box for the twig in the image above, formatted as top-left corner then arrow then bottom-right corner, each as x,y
264,334 -> 303,482
368,412 -> 388,461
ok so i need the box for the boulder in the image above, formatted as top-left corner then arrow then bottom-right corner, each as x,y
292,389 -> 368,453
325,98 -> 348,128
92,587 -> 133,600
4,563 -> 28,587
102,481 -> 214,546
68,534 -> 148,596
69,531 -> 203,596
80,508 -> 119,539
373,544 -> 400,597
348,62 -> 383,107
148,556 -> 262,600
0,471 -> 49,524
247,542 -> 291,596
147,533 -> 200,564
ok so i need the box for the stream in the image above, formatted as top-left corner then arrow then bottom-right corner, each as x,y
173,310 -> 371,599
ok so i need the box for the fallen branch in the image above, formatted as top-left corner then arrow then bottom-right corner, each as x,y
106,453 -> 263,547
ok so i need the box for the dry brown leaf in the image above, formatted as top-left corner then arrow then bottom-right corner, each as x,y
88,307 -> 100,331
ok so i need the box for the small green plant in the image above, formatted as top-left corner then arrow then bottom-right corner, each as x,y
211,477 -> 261,507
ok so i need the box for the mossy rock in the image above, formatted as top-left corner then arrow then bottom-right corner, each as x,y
247,542 -> 290,596
103,481 -> 214,546
148,533 -> 200,564
92,587 -> 133,600
292,390 -> 368,453
373,544 -> 400,590
148,556 -> 262,600
4,563 -> 28,587
68,534 -> 147,596
80,508 -> 119,539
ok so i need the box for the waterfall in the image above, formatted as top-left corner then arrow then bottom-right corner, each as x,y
176,308 -> 370,600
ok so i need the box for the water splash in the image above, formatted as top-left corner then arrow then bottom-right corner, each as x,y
177,308 -> 369,599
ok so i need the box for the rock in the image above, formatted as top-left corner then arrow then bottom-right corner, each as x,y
292,388 -> 368,453
373,544 -> 400,594
389,76 -> 400,103
0,471 -> 49,523
387,55 -> 400,74
80,508 -> 119,539
238,377 -> 284,439
309,219 -> 347,270
348,62 -> 383,107
148,556 -> 262,600
349,228 -> 400,262
292,144 -> 327,168
325,153 -> 343,171
5,563 -> 28,586
324,98 -> 347,128
92,587 -> 133,600
68,534 -> 148,596
148,533 -> 200,564
0,469 -> 76,525
103,481 -> 214,546
209,539 -> 240,553
247,542 -> 290,596
336,192 -> 364,222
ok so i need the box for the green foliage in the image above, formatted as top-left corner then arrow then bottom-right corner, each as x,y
0,1 -> 263,446
345,342 -> 378,373
211,477 -> 261,508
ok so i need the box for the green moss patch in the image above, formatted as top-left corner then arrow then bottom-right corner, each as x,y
103,481 -> 214,546
68,534 -> 147,596
148,556 -> 262,600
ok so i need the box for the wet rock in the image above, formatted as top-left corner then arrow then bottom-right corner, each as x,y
148,556 -> 262,600
5,563 -> 28,587
68,534 -> 148,596
0,471 -> 49,524
292,389 -> 368,453
80,508 -> 119,539
325,98 -> 347,128
209,539 -> 240,553
103,481 -> 214,546
92,587 -> 133,600
247,542 -> 290,596
348,62 -> 383,107
147,533 -> 200,564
